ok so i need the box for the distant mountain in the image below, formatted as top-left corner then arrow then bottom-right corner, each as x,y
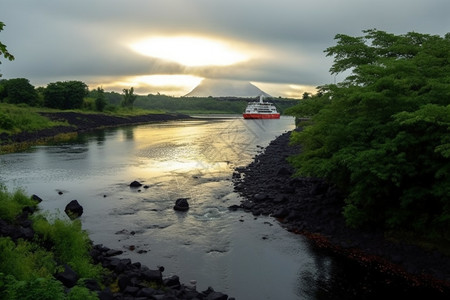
185,79 -> 270,98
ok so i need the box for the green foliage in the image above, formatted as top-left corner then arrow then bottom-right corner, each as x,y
0,110 -> 14,130
1,275 -> 65,300
0,185 -> 38,222
0,238 -> 58,280
43,81 -> 88,109
285,92 -> 331,118
0,187 -> 103,299
82,97 -> 96,111
0,78 -> 39,106
0,22 -> 15,78
66,284 -> 99,300
134,94 -> 298,114
94,87 -> 107,112
0,103 -> 67,135
32,216 -> 103,279
288,29 -> 450,235
121,87 -> 137,108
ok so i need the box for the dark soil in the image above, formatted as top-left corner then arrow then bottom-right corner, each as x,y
0,111 -> 191,146
232,130 -> 450,298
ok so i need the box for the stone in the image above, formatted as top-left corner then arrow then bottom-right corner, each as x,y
253,193 -> 267,201
130,180 -> 142,187
173,198 -> 189,211
64,200 -> 83,219
84,279 -> 101,291
272,208 -> 289,218
105,249 -> 123,257
55,264 -> 78,288
227,204 -> 240,211
31,194 -> 43,203
137,287 -> 156,297
163,275 -> 181,289
277,166 -> 292,176
97,288 -> 114,300
142,269 -> 162,283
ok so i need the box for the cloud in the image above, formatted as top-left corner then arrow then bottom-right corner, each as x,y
1,0 -> 449,97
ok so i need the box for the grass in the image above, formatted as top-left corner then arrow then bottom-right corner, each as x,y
0,185 -> 104,299
32,215 -> 104,279
0,186 -> 39,222
0,103 -> 165,136
0,103 -> 68,135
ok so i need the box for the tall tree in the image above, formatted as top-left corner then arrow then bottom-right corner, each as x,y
94,87 -> 107,112
121,87 -> 136,108
288,30 -> 450,235
0,22 -> 15,77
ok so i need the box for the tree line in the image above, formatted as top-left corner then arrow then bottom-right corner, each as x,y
286,29 -> 450,239
0,78 -> 139,112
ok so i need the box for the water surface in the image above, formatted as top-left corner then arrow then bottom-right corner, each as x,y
0,116 -> 344,299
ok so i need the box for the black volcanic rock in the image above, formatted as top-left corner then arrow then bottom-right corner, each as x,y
129,180 -> 142,188
173,198 -> 190,211
64,200 -> 83,219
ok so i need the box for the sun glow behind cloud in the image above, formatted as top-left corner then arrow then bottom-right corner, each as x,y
97,75 -> 203,96
130,36 -> 250,67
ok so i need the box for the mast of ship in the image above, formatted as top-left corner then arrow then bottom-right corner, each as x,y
259,94 -> 264,104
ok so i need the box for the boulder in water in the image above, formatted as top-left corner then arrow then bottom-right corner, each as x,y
173,198 -> 190,212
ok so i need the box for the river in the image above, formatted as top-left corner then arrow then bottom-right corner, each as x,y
0,116 -> 366,299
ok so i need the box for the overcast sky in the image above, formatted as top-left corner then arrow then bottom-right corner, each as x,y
1,0 -> 449,98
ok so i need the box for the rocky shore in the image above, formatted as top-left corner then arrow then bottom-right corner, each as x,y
0,111 -> 191,147
0,195 -> 232,300
232,130 -> 450,298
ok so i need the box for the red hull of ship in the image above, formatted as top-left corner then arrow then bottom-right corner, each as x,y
243,113 -> 280,119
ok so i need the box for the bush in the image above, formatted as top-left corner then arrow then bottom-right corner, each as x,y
0,112 -> 14,130
32,216 -> 103,279
67,284 -> 99,300
0,238 -> 58,280
1,275 -> 65,300
0,185 -> 38,222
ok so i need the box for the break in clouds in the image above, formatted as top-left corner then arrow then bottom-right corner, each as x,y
1,0 -> 449,97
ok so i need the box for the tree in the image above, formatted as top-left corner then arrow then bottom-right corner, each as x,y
288,30 -> 450,235
121,87 -> 136,108
1,78 -> 39,105
302,92 -> 311,99
94,87 -> 107,112
43,81 -> 88,109
0,21 -> 15,78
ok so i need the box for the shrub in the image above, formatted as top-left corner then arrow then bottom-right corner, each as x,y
67,284 -> 99,300
0,238 -> 58,281
0,112 -> 14,130
32,216 -> 103,279
1,275 -> 65,300
0,185 -> 38,222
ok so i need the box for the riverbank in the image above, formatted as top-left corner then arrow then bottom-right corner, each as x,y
0,111 -> 191,150
232,130 -> 450,298
0,194 -> 232,299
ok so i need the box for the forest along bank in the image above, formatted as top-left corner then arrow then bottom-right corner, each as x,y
0,111 -> 191,147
